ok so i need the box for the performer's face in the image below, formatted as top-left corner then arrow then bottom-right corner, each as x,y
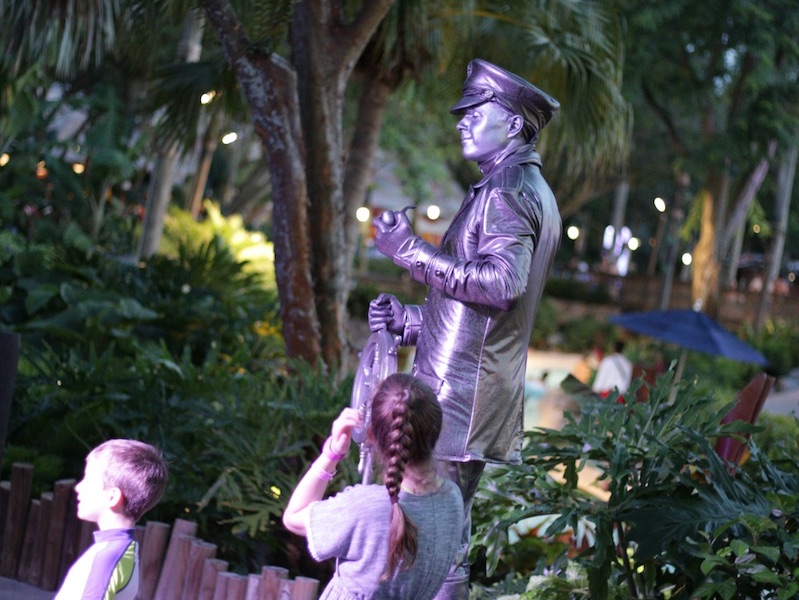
456,101 -> 515,163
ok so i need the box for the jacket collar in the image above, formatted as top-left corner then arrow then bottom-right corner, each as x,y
473,144 -> 542,189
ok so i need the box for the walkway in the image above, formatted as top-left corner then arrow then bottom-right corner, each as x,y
0,577 -> 52,600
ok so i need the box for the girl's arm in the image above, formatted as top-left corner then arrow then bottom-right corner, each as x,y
282,408 -> 361,536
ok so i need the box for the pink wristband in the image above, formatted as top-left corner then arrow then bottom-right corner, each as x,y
323,437 -> 347,462
312,461 -> 336,481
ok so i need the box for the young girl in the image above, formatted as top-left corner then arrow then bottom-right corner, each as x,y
283,373 -> 464,599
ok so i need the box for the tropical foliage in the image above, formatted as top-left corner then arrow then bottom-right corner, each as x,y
470,373 -> 799,599
0,206 -> 354,575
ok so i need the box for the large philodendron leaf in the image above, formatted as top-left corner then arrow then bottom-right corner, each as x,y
619,434 -> 775,561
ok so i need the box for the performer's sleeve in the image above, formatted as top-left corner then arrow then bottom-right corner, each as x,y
402,304 -> 424,346
393,188 -> 538,310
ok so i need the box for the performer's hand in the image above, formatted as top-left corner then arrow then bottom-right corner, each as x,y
330,408 -> 362,455
368,293 -> 405,334
373,207 -> 415,259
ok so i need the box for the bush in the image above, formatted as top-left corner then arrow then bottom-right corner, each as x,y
0,208 -> 355,578
544,277 -> 612,304
470,372 -> 799,599
753,412 -> 799,464
741,319 -> 799,378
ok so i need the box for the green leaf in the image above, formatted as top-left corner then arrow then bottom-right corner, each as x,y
730,539 -> 749,557
751,544 -> 781,563
750,568 -> 783,584
778,582 -> 799,600
700,554 -> 729,575
717,578 -> 737,600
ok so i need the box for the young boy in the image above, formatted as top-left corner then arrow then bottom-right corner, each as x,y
54,439 -> 169,600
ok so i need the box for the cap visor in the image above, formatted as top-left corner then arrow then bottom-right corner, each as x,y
450,94 -> 486,114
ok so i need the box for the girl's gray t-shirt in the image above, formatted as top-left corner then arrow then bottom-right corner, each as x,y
306,479 -> 464,600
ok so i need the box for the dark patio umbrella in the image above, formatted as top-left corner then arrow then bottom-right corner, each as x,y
609,309 -> 768,391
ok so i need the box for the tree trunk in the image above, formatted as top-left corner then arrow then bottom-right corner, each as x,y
720,141 -> 777,255
288,0 -> 395,370
138,148 -> 179,258
200,0 -> 320,363
186,113 -> 219,219
659,171 -> 689,310
290,3 -> 349,370
610,179 -> 629,271
755,139 -> 798,333
201,0 -> 394,368
691,171 -> 724,314
343,75 -> 393,286
723,220 -> 745,290
137,10 -> 205,259
226,163 -> 272,224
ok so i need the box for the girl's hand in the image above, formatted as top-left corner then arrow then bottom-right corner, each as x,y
330,408 -> 362,455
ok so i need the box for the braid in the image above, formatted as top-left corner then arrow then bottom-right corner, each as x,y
371,373 -> 442,580
382,389 -> 418,579
384,389 -> 412,503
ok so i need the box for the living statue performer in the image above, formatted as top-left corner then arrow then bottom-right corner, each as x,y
368,58 -> 562,599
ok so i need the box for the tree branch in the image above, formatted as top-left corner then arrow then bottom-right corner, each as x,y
334,0 -> 395,72
720,139 -> 777,254
641,80 -> 688,157
726,52 -> 757,128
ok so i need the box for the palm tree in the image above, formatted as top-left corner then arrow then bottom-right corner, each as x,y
2,0 -> 630,371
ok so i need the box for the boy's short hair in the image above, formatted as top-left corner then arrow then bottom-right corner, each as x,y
88,439 -> 169,522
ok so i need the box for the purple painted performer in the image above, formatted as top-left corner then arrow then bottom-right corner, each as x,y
369,58 -> 562,599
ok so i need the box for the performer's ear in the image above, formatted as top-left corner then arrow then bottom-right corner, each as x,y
508,115 -> 524,137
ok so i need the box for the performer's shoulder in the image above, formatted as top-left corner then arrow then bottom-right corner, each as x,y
483,164 -> 522,196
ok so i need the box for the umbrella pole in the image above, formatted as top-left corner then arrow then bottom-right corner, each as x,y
669,349 -> 688,403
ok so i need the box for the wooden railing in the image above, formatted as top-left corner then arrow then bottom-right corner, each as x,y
0,463 -> 319,599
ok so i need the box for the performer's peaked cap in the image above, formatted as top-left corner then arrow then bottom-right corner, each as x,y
450,59 -> 560,132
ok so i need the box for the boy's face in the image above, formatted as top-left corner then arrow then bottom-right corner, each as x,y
75,455 -> 117,523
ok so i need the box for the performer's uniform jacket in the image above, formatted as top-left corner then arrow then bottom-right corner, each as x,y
395,143 -> 562,464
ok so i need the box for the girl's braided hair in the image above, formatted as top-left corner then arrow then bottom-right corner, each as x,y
370,373 -> 443,579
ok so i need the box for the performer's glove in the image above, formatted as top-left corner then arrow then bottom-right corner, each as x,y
368,293 -> 423,346
372,206 -> 462,301
368,293 -> 405,335
373,207 -> 417,261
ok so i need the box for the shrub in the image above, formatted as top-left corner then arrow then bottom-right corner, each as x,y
544,277 -> 612,304
0,209 -> 355,576
470,372 -> 799,599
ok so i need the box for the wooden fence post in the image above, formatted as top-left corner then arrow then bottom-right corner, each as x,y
0,331 -> 20,468
16,498 -> 40,582
40,478 -> 76,591
58,489 -> 82,583
280,579 -> 294,599
215,572 -> 248,600
180,539 -> 217,600
153,533 -> 195,600
152,518 -> 197,600
197,558 -> 228,600
291,576 -> 319,600
258,566 -> 288,600
0,480 -> 9,548
137,521 -> 172,600
0,463 -> 33,578
245,573 -> 261,600
26,491 -> 53,587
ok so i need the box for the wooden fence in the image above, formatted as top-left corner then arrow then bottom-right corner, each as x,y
0,463 -> 319,599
